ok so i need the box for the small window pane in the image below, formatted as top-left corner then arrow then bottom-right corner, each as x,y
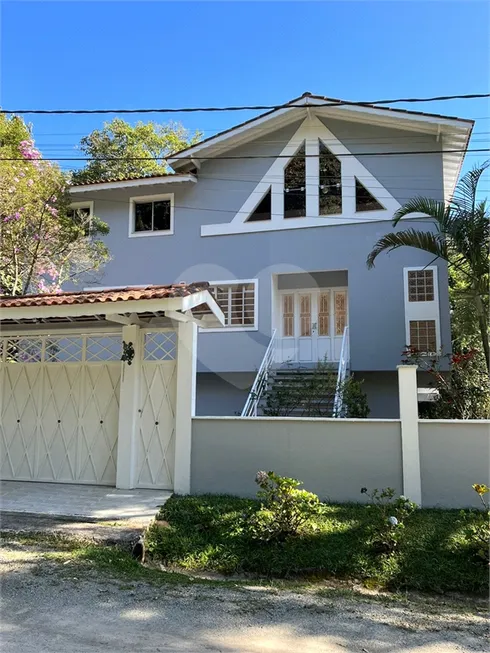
153,200 -> 171,231
319,143 -> 342,215
299,294 -> 311,337
134,202 -> 152,231
284,143 -> 306,219
247,189 -> 271,222
334,291 -> 347,336
409,320 -> 437,354
408,270 -> 434,302
355,178 -> 384,212
318,292 -> 330,336
282,294 -> 294,337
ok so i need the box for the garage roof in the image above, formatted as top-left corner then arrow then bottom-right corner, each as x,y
0,282 -> 225,328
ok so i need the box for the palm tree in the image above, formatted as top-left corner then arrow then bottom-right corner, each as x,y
367,161 -> 490,372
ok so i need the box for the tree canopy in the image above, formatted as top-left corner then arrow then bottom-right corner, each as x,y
71,119 -> 201,184
0,114 -> 110,296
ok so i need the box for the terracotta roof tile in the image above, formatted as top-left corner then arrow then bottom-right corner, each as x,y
0,282 -> 211,309
71,172 -> 192,187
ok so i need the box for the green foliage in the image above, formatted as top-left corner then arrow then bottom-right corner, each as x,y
262,360 -> 370,417
247,471 -> 324,542
403,347 -> 490,419
72,118 -> 202,183
0,114 -> 110,295
341,376 -> 370,418
367,161 -> 490,372
145,494 -> 488,593
360,487 -> 418,554
459,484 -> 490,564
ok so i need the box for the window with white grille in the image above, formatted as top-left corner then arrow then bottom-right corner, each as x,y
210,281 -> 257,329
409,320 -> 437,354
408,269 -> 435,302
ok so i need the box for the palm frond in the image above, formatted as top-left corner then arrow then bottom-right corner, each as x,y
451,160 -> 490,216
392,197 -> 449,228
366,229 -> 448,269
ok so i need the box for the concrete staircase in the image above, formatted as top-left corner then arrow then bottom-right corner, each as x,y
259,365 -> 339,417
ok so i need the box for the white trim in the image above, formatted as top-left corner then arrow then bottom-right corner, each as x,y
128,193 -> 174,238
403,266 -> 441,353
70,174 -> 196,193
169,95 -> 471,170
201,279 -> 259,333
201,116 -> 400,237
192,415 -> 401,423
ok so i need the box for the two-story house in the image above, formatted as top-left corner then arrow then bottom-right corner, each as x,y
69,93 -> 473,418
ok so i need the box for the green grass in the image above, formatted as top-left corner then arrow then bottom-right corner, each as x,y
145,495 -> 488,594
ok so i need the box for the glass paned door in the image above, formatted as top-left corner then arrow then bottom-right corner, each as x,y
278,288 -> 348,364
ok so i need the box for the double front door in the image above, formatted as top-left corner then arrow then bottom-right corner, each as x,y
278,288 -> 348,364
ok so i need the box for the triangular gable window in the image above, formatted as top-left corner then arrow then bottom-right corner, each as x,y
319,142 -> 342,215
355,178 -> 384,212
284,142 -> 306,218
247,187 -> 271,222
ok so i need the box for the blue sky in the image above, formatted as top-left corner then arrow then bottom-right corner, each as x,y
1,1 -> 489,183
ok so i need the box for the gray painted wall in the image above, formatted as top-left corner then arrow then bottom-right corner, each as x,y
196,372 -> 254,416
73,117 -> 449,376
191,417 -> 403,501
419,421 -> 490,508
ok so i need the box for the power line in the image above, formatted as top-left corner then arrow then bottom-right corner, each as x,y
1,92 -> 488,115
2,147 -> 490,163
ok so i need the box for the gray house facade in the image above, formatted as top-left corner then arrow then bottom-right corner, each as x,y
69,93 -> 473,417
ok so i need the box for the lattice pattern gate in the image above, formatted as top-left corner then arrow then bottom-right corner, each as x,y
135,330 -> 177,490
0,334 -> 122,485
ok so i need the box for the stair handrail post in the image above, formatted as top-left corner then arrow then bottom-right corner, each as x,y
333,326 -> 349,418
241,329 -> 277,417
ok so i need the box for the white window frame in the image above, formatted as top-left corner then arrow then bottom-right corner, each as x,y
403,266 -> 441,354
68,200 -> 94,219
201,279 -> 258,333
129,193 -> 174,238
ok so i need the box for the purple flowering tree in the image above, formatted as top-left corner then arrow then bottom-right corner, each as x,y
0,115 -> 110,296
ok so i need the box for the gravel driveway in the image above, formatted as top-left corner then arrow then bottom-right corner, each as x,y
0,541 -> 487,653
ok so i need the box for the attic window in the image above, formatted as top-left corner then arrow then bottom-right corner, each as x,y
247,188 -> 271,222
284,143 -> 306,218
319,142 -> 342,215
355,178 -> 384,212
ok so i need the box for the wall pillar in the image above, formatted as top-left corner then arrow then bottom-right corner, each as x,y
397,364 -> 422,504
116,324 -> 141,489
174,320 -> 197,494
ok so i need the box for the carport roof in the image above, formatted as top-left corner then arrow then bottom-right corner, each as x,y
0,282 -> 225,328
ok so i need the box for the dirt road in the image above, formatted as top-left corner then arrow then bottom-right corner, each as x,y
0,541 -> 487,653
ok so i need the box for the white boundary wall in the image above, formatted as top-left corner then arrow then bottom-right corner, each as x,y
191,366 -> 490,508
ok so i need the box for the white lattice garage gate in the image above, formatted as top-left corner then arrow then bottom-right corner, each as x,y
0,283 -> 225,493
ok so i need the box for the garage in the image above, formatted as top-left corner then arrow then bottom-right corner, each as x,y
0,283 -> 224,492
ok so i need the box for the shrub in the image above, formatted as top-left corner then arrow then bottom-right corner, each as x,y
341,376 -> 370,418
361,487 -> 418,554
247,471 -> 324,542
460,484 -> 490,564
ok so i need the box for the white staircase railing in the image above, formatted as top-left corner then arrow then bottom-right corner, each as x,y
332,326 -> 349,418
241,329 -> 277,417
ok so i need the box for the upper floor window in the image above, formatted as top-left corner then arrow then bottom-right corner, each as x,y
355,178 -> 384,212
209,281 -> 257,330
129,194 -> 173,237
284,143 -> 306,219
407,269 -> 435,302
319,143 -> 342,215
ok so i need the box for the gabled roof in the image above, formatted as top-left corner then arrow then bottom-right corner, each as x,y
168,92 -> 474,201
